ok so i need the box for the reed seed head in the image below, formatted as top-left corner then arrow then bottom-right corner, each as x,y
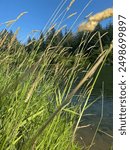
78,8 -> 113,32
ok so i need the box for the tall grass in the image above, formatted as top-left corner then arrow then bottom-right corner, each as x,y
0,1 -> 113,149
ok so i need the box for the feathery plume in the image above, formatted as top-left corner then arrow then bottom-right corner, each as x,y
67,12 -> 77,19
78,8 -> 113,32
67,0 -> 76,11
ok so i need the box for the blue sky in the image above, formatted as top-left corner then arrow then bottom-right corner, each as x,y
0,0 -> 112,42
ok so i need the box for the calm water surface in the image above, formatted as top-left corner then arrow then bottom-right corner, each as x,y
76,65 -> 113,150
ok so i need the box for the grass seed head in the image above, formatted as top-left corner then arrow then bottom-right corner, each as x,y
78,8 -> 113,32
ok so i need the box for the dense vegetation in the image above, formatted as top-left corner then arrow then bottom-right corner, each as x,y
0,23 -> 113,65
0,15 -> 113,149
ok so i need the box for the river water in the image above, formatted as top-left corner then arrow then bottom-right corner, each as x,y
76,65 -> 113,150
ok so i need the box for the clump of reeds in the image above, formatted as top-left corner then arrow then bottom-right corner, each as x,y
0,1 -> 113,150
78,8 -> 113,32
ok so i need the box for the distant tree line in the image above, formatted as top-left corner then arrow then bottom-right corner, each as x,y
0,23 -> 113,64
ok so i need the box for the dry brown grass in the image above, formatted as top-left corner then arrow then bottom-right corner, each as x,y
78,8 -> 113,32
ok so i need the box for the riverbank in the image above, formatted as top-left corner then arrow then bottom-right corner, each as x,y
76,125 -> 112,150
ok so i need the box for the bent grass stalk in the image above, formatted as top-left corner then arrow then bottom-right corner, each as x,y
28,43 -> 113,148
0,2 -> 113,150
72,41 -> 112,142
78,8 -> 113,32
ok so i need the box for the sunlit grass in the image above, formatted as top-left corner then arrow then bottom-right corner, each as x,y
0,1 -> 113,149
